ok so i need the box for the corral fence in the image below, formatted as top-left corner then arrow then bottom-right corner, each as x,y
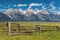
0,22 -> 60,36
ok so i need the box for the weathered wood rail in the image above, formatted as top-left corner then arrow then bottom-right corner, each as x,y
0,22 -> 60,36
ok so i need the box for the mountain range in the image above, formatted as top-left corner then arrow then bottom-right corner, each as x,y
0,8 -> 60,22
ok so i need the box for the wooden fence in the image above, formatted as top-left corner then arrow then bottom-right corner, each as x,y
0,22 -> 60,36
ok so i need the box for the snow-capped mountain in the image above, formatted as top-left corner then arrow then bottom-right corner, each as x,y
1,8 -> 60,22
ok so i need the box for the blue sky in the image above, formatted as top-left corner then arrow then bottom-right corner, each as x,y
0,0 -> 60,12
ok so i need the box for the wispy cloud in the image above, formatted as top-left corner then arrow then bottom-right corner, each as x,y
0,5 -> 7,9
58,8 -> 60,9
42,5 -> 46,9
18,4 -> 27,7
30,3 -> 42,6
28,3 -> 42,9
13,4 -> 27,7
13,5 -> 17,7
50,1 -> 56,10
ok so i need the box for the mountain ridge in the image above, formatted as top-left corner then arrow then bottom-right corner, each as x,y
0,8 -> 60,22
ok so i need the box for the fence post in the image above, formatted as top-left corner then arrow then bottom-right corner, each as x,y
18,23 -> 21,32
8,22 -> 11,36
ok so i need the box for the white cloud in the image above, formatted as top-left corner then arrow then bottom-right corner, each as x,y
13,4 -> 27,7
50,1 -> 56,10
13,5 -> 17,7
30,3 -> 42,6
42,5 -> 46,9
0,5 -> 7,8
18,4 -> 27,7
28,3 -> 42,9
58,8 -> 60,9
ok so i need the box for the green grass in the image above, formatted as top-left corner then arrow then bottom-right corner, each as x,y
0,32 -> 60,40
0,22 -> 60,40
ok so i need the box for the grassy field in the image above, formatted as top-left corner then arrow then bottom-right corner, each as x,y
0,31 -> 60,40
0,22 -> 60,40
